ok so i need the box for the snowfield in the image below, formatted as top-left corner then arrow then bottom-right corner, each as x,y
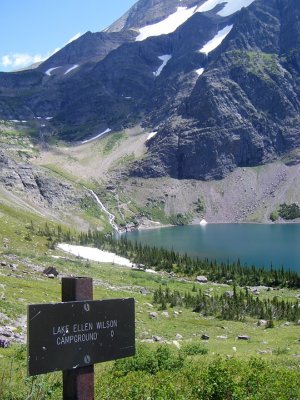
146,131 -> 158,141
136,6 -> 197,41
199,25 -> 233,54
45,66 -> 62,76
57,243 -> 158,274
197,0 -> 255,15
64,64 -> 79,75
217,0 -> 256,16
154,55 -> 172,77
57,243 -> 133,267
136,0 -> 255,42
81,128 -> 111,144
196,68 -> 205,76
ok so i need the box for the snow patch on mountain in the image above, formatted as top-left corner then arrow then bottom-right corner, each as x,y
196,67 -> 205,75
146,131 -> 158,141
136,0 -> 255,42
81,128 -> 111,144
136,6 -> 197,41
45,66 -> 62,76
217,0 -> 256,16
199,25 -> 233,54
154,55 -> 172,77
197,0 -> 255,15
64,64 -> 79,75
196,0 -> 224,13
57,244 -> 132,267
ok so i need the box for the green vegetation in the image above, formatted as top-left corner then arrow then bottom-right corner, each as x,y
1,344 -> 300,399
0,121 -> 38,159
278,203 -> 300,220
74,230 -> 300,288
0,204 -> 299,399
139,202 -> 191,226
270,211 -> 279,222
169,212 -> 191,225
153,285 -> 300,322
270,203 -> 300,221
181,342 -> 208,356
229,50 -> 282,78
195,197 -> 206,214
102,131 -> 126,155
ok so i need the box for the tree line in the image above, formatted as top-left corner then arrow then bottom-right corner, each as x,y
153,285 -> 300,323
34,223 -> 300,289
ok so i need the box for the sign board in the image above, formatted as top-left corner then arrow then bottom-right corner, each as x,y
27,298 -> 135,376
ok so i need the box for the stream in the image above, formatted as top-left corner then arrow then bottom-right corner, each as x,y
88,189 -> 119,232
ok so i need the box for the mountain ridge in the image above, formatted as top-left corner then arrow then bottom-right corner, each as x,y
0,0 -> 299,209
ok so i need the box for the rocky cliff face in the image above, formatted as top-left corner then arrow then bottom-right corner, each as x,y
0,0 -> 299,180
131,0 -> 300,179
0,149 -> 82,210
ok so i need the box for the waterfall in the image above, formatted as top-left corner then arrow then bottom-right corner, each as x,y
88,189 -> 119,232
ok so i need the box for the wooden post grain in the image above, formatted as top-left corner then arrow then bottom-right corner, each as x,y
62,277 -> 94,400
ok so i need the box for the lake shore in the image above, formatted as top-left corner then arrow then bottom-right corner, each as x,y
135,217 -> 300,232
126,223 -> 300,272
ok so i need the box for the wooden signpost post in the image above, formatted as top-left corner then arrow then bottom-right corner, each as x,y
27,277 -> 135,399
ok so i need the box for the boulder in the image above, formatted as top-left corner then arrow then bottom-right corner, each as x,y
175,333 -> 183,340
0,261 -> 6,266
149,312 -> 158,319
0,337 -> 10,348
140,287 -> 150,295
201,334 -> 210,340
43,266 -> 59,277
257,319 -> 268,326
196,276 -> 208,283
237,335 -> 250,340
161,311 -> 169,318
152,335 -> 163,342
0,329 -> 12,337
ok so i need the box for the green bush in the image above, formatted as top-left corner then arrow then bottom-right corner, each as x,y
269,211 -> 278,221
278,203 -> 300,220
181,342 -> 208,356
113,344 -> 184,376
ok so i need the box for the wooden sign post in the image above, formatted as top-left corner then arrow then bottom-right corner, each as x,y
27,277 -> 135,400
62,277 -> 94,400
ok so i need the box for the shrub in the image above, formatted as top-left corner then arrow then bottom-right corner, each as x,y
113,344 -> 184,376
181,342 -> 208,356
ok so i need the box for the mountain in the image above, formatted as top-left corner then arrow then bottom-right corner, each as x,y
0,0 -> 299,183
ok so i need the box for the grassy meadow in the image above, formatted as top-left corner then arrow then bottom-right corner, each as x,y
0,194 -> 299,399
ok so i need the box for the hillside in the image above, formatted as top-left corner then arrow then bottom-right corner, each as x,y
0,204 -> 300,398
0,120 -> 299,232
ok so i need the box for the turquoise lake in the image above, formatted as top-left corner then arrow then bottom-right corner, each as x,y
126,224 -> 300,273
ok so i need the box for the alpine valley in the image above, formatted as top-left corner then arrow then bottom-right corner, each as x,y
1,2 -> 300,399
0,0 -> 300,231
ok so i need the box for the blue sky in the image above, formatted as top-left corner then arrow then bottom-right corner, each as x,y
0,0 -> 137,72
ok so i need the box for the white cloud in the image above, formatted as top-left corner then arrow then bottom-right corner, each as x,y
1,53 -> 45,69
0,32 -> 84,71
